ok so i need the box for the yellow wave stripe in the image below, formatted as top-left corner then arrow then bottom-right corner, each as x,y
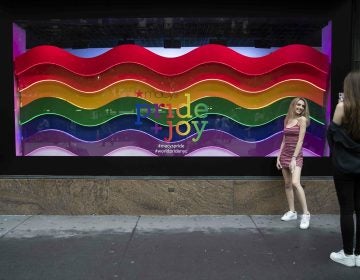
20,80 -> 325,109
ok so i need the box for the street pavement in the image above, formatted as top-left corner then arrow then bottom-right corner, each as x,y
0,215 -> 359,280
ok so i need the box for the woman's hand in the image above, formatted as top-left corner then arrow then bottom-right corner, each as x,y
290,157 -> 296,173
276,157 -> 282,170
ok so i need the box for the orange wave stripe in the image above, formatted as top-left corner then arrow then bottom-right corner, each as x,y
17,62 -> 328,92
20,80 -> 325,109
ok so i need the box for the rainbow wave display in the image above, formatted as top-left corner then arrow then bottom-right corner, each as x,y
15,44 -> 330,157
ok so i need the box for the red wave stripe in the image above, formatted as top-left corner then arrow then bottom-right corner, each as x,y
17,62 -> 328,92
14,44 -> 330,77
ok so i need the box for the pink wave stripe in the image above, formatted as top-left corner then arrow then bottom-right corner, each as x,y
26,146 -> 77,156
104,147 -> 156,156
185,146 -> 238,157
266,148 -> 321,157
15,44 -> 329,77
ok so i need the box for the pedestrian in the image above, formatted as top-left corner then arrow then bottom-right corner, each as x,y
327,71 -> 360,267
276,97 -> 311,229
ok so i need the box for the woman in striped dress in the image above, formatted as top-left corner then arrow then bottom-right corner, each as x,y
276,97 -> 311,229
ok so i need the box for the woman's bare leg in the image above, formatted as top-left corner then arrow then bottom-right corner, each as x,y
291,166 -> 309,214
282,168 -> 295,212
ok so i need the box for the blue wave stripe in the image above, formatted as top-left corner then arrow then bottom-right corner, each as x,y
21,115 -> 326,142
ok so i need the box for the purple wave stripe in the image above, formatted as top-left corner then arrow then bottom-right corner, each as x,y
23,129 -> 325,157
27,146 -> 156,156
27,146 -> 321,157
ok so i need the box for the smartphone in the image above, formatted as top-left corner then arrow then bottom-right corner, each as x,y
338,92 -> 344,102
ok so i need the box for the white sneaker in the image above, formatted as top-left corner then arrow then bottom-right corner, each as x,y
299,213 -> 310,229
330,250 -> 355,267
356,255 -> 360,267
281,211 -> 297,221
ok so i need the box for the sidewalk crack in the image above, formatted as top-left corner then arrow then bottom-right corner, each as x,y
0,215 -> 34,239
116,215 -> 140,278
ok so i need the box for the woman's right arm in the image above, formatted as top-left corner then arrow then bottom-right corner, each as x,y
276,136 -> 285,169
333,101 -> 344,125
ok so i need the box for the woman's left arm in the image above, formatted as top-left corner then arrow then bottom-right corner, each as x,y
289,117 -> 307,172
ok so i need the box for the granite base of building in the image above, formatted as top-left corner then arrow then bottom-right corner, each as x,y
0,177 -> 338,215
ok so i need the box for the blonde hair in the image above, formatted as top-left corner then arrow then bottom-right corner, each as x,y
343,71 -> 360,140
284,97 -> 310,127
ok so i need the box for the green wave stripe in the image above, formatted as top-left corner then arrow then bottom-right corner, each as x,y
20,96 -> 325,127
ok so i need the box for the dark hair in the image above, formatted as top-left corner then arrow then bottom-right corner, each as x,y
343,71 -> 360,140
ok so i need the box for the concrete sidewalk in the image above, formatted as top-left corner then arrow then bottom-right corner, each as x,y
0,215 -> 358,280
